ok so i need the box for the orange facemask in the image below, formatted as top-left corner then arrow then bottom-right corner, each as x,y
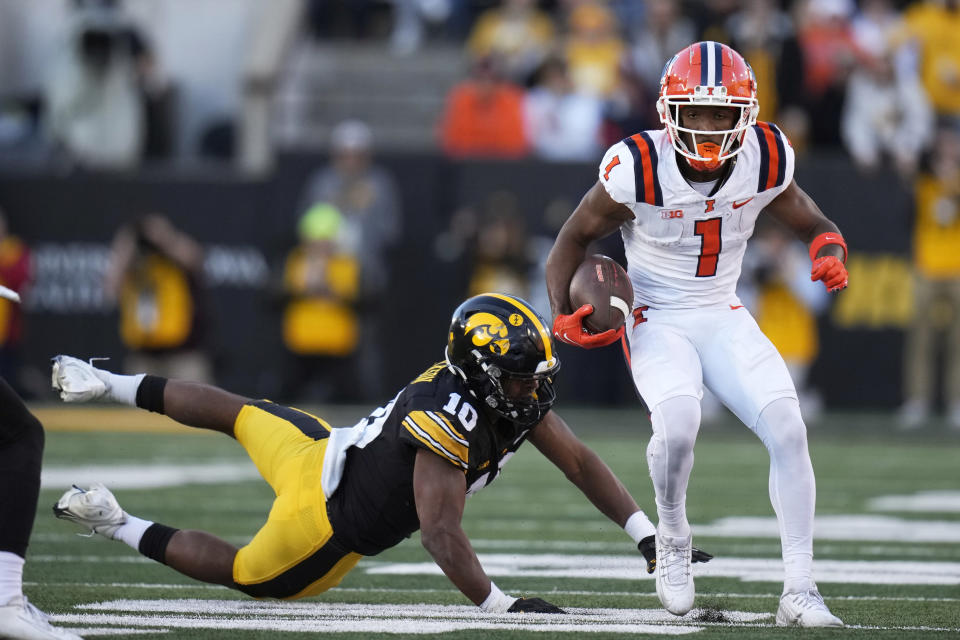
687,141 -> 723,172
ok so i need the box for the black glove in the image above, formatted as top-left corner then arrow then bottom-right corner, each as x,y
507,597 -> 565,613
638,535 -> 714,574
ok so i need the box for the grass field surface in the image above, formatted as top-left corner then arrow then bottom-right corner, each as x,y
22,405 -> 960,639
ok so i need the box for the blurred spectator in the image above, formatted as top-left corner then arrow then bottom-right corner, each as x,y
528,196 -> 574,320
297,120 -> 401,399
623,0 -> 696,100
561,1 -> 626,99
607,0 -> 694,143
466,191 -> 532,299
0,209 -> 30,397
794,0 -> 867,147
466,0 -> 556,85
280,203 -> 361,403
841,47 -> 933,177
851,0 -> 904,63
689,0 -> 739,43
738,219 -> 830,421
898,0 -> 960,126
390,0 -> 456,54
524,55 -> 603,162
899,124 -> 960,430
104,214 -> 212,383
433,190 -> 533,301
44,0 -> 169,169
727,0 -> 795,122
439,56 -> 530,158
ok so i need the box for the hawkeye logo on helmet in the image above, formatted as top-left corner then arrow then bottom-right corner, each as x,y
465,312 -> 510,356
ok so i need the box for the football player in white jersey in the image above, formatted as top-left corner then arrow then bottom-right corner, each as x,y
545,41 -> 848,627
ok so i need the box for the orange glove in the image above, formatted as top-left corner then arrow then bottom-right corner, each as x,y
811,256 -> 848,292
552,304 -> 624,349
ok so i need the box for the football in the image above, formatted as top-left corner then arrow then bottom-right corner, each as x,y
569,254 -> 633,334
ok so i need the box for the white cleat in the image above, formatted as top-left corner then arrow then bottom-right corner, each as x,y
50,356 -> 109,403
0,596 -> 84,639
53,483 -> 127,540
655,532 -> 694,616
776,588 -> 844,627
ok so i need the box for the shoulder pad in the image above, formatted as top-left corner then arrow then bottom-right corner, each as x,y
622,132 -> 664,206
752,122 -> 789,193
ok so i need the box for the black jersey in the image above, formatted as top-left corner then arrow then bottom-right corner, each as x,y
325,362 -> 536,555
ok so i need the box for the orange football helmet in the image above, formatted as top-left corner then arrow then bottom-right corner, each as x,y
656,41 -> 759,171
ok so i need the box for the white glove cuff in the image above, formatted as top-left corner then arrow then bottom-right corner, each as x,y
102,371 -> 146,406
479,582 -> 517,613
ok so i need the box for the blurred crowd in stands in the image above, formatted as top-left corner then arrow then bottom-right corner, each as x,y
0,0 -> 957,170
0,0 -> 958,426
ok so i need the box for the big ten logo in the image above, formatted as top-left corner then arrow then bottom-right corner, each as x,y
831,254 -> 913,329
660,209 -> 684,219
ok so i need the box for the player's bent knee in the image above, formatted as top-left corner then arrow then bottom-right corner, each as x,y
756,397 -> 809,454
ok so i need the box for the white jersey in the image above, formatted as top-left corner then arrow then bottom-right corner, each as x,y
598,124 -> 794,309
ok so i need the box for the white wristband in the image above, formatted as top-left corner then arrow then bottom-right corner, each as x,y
624,510 -> 657,544
479,582 -> 518,613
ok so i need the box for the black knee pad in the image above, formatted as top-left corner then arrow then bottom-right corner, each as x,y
0,403 -> 44,558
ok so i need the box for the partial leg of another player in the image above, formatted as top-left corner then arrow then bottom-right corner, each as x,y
0,378 -> 84,640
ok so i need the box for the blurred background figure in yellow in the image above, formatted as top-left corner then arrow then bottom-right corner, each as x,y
739,219 -> 831,423
466,0 -> 556,85
899,123 -> 960,430
280,202 -> 361,404
104,214 -> 212,383
296,120 -> 401,400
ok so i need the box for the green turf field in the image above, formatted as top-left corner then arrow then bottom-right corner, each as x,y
24,406 -> 960,638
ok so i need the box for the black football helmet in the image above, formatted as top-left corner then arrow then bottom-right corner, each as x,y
445,293 -> 560,428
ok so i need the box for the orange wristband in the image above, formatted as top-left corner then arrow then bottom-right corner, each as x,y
809,232 -> 847,264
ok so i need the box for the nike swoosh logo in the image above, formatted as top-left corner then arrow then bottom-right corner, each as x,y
732,197 -> 754,209
730,304 -> 744,310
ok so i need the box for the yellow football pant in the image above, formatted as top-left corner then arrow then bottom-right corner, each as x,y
232,401 -> 362,599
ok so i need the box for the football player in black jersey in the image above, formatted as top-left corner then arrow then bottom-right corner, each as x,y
50,293 -> 711,613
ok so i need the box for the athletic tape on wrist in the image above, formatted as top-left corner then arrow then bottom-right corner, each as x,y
479,582 -> 518,613
809,232 -> 847,264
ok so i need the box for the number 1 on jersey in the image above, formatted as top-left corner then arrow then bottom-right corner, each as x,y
694,217 -> 722,277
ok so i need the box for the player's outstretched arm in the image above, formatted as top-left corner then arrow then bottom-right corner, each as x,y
51,355 -> 248,437
412,449 -> 564,614
528,411 -> 641,527
765,180 -> 849,292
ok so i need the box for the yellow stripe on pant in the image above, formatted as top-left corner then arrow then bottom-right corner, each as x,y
231,401 -> 361,599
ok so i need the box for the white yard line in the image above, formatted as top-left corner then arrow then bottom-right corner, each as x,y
27,582 -> 960,603
47,601 -> 960,635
